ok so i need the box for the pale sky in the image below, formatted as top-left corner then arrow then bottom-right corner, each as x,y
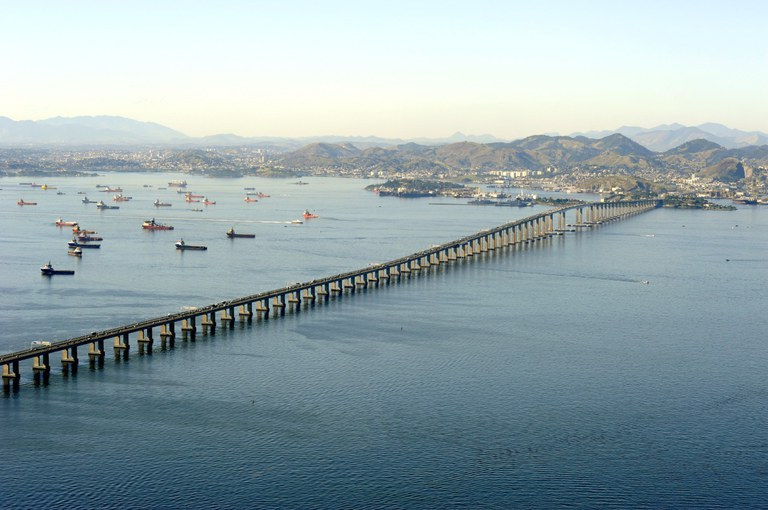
1,0 -> 766,139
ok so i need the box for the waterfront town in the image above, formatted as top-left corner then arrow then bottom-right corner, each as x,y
1,141 -> 765,208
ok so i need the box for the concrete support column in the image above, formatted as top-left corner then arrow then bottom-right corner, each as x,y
114,332 -> 130,358
89,340 -> 105,360
61,346 -> 79,367
33,353 -> 50,373
161,321 -> 176,338
2,361 -> 20,386
182,316 -> 197,338
239,303 -> 253,321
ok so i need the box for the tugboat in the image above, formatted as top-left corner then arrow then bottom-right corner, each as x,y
96,200 -> 120,210
257,192 -> 271,198
168,180 -> 188,188
82,196 -> 96,204
175,239 -> 207,250
17,199 -> 37,206
41,262 -> 75,275
113,194 -> 132,202
55,218 -> 79,227
226,227 -> 255,239
68,247 -> 83,257
142,218 -> 174,230
203,197 -> 216,205
154,199 -> 172,207
244,196 -> 258,203
303,209 -> 319,219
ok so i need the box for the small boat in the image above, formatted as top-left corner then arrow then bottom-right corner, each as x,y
96,200 -> 120,210
17,199 -> 37,206
293,180 -> 309,185
226,228 -> 255,239
56,191 -> 65,195
82,196 -> 96,203
303,209 -> 319,219
143,218 -> 174,230
175,239 -> 207,251
154,199 -> 172,207
185,193 -> 204,198
68,247 -> 83,257
244,187 -> 255,190
290,219 -> 304,224
100,187 -> 122,193
203,197 -> 216,205
41,262 -> 75,275
191,208 -> 203,212
113,194 -> 132,202
55,218 -> 79,227
244,197 -> 258,203
185,196 -> 200,203
258,193 -> 270,198
68,239 -> 101,249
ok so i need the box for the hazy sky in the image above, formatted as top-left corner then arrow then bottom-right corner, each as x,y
2,0 -> 766,139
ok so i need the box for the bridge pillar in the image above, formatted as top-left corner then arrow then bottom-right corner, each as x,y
89,340 -> 105,362
273,295 -> 286,315
256,299 -> 270,318
2,361 -> 20,388
138,327 -> 154,345
182,317 -> 197,340
161,321 -> 176,339
238,303 -> 253,322
225,306 -> 236,328
303,286 -> 317,301
61,346 -> 79,373
114,332 -> 130,359
201,311 -> 216,336
32,353 -> 50,374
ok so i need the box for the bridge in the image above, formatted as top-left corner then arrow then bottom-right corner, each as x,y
2,199 -> 660,391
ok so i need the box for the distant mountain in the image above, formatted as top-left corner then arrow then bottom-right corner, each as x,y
0,115 -> 189,145
0,116 -> 509,148
573,123 -> 768,151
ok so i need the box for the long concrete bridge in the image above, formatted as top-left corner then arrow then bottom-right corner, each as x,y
2,199 -> 660,391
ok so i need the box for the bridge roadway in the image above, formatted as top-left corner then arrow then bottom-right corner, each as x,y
1,199 -> 660,387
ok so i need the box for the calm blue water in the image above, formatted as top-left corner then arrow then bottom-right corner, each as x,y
1,174 -> 767,508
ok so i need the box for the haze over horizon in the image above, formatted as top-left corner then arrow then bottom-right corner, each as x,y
2,0 -> 766,140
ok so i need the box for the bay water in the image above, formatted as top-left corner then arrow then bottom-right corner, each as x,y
1,174 -> 767,508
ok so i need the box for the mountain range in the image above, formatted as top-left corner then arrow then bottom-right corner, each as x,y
572,123 -> 768,151
2,115 -> 766,154
276,133 -> 768,180
0,116 -> 504,149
